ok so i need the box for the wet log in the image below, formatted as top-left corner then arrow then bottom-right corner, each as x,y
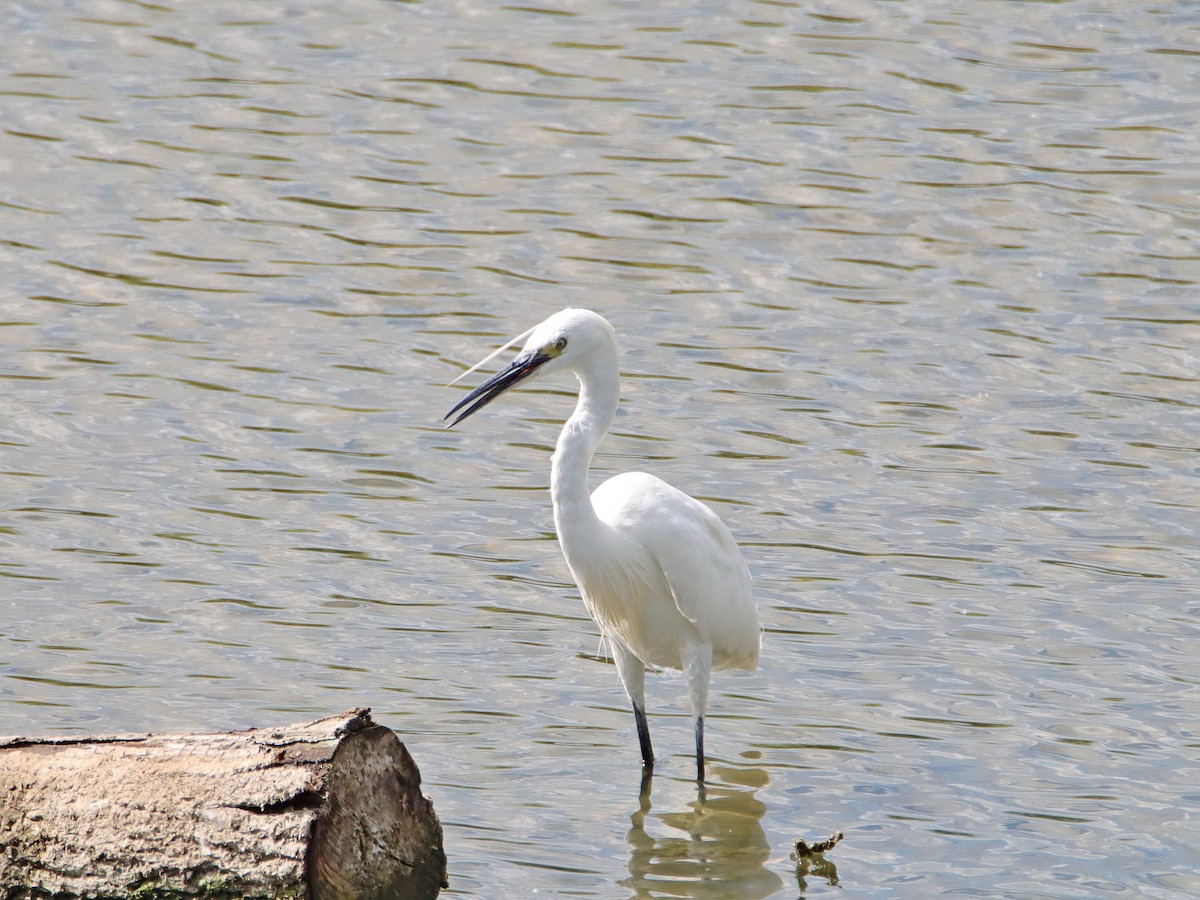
0,707 -> 446,899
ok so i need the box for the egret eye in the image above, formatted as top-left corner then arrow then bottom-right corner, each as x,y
554,337 -> 568,352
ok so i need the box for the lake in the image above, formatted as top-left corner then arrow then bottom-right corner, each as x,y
2,1 -> 1198,896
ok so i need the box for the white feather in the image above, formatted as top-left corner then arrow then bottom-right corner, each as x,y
446,324 -> 536,386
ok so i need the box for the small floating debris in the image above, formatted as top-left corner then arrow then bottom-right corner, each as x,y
794,830 -> 844,858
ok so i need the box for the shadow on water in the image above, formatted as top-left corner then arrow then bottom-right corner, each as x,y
622,766 -> 787,899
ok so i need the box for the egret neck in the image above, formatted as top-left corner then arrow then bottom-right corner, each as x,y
550,343 -> 620,559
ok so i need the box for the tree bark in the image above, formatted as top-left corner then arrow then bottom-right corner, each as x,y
0,707 -> 447,899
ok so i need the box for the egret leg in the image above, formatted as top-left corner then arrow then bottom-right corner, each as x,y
681,641 -> 713,783
613,640 -> 655,767
633,702 -> 655,769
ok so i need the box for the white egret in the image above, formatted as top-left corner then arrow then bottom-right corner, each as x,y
445,308 -> 760,782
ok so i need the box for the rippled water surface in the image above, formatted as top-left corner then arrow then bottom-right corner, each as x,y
3,1 -> 1198,896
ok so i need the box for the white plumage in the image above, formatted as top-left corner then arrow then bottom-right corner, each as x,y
445,308 -> 760,781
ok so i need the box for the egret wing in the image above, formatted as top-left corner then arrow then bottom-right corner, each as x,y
594,472 -> 759,670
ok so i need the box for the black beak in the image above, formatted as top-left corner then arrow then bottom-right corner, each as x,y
444,351 -> 550,428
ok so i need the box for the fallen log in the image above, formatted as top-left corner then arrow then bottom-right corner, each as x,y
0,707 -> 447,899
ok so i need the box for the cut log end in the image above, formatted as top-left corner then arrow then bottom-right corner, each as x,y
0,708 -> 447,899
309,723 -> 449,899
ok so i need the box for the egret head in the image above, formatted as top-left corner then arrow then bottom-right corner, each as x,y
444,308 -> 617,428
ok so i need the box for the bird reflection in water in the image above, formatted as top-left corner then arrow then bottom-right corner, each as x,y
622,765 -> 784,899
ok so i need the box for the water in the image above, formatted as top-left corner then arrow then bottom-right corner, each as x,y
2,1 -> 1198,896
